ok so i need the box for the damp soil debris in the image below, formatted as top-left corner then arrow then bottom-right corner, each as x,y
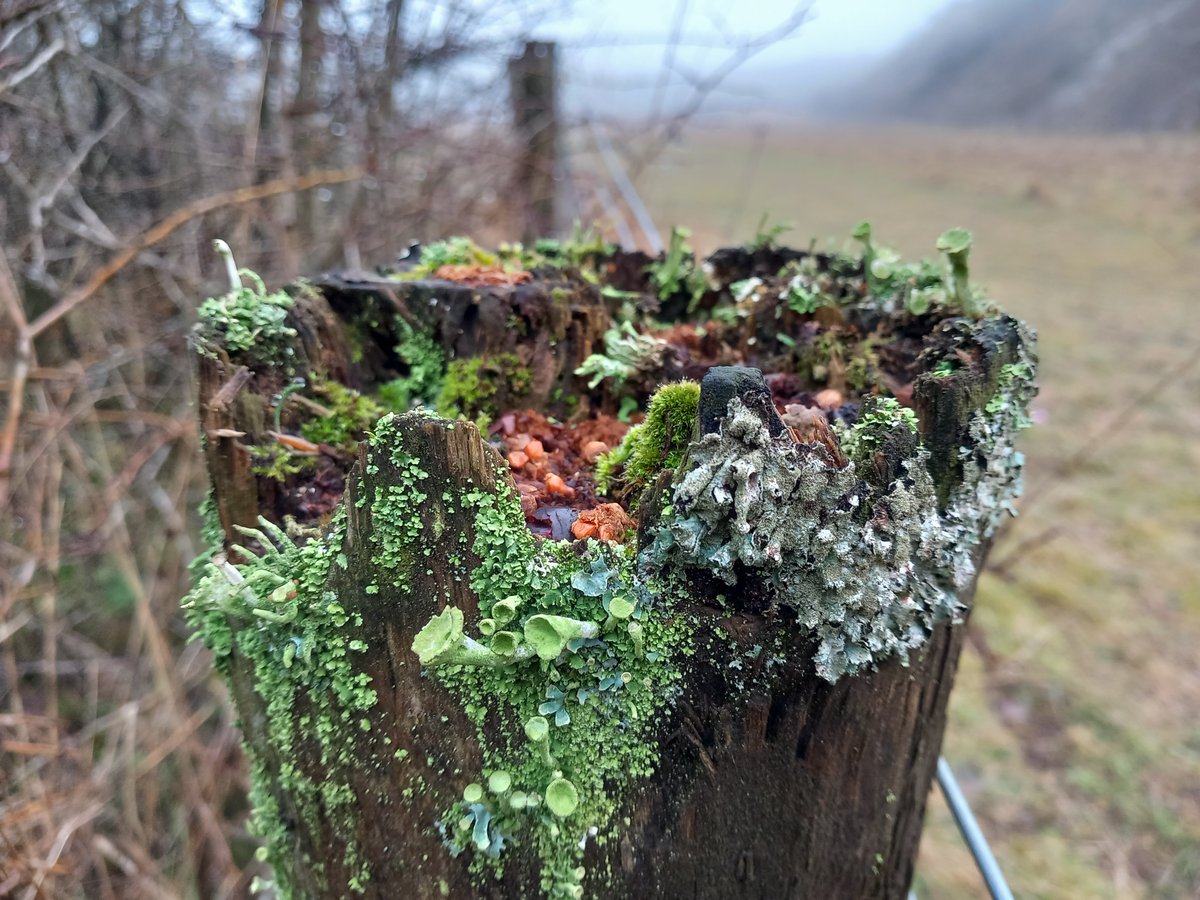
240,224 -> 1018,544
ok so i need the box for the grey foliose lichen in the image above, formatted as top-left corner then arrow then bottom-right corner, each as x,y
646,334 -> 1035,682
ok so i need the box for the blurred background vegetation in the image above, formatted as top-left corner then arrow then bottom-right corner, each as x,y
1,0 -> 1198,897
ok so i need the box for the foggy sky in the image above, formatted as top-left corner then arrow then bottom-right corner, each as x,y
538,0 -> 959,118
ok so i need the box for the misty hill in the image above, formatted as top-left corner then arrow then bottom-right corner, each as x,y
821,0 -> 1200,131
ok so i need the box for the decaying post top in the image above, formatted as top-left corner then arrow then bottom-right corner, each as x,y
184,229 -> 1036,898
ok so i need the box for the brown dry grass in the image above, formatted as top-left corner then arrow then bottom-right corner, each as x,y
643,123 -> 1200,899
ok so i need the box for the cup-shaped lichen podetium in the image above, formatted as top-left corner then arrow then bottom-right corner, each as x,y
489,630 -> 534,661
524,715 -> 555,767
523,614 -> 600,661
936,227 -> 980,318
412,606 -> 506,668
851,220 -> 876,286
491,595 -> 522,625
544,776 -> 579,818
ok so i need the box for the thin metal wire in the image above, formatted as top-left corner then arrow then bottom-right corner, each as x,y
936,757 -> 1014,900
587,118 -> 665,253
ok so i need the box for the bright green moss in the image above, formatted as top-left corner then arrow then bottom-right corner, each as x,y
379,319 -> 445,411
437,354 -> 531,427
392,236 -> 499,279
594,381 -> 700,499
251,446 -> 319,482
300,376 -> 385,448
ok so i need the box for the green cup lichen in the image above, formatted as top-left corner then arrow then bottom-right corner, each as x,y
488,770 -> 513,795
412,605 -> 506,668
544,778 -> 579,817
936,227 -> 980,317
489,630 -> 530,659
492,595 -> 522,625
523,614 -> 601,661
524,715 -> 554,767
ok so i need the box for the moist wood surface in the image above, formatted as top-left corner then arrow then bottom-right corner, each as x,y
196,274 -> 1025,899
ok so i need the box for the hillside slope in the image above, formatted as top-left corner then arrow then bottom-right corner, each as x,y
826,0 -> 1200,131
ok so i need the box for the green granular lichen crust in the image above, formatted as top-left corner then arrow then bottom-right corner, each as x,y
183,514 -> 378,895
382,413 -> 694,899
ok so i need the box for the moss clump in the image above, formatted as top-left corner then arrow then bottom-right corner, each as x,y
300,376 -> 386,449
393,236 -> 499,279
251,446 -> 319,482
196,268 -> 296,364
379,319 -> 445,411
437,354 -> 531,427
595,381 -> 700,498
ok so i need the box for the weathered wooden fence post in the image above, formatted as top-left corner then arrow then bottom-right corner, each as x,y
186,233 -> 1035,899
509,41 -> 560,242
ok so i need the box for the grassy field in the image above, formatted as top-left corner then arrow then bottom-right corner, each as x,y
641,125 -> 1200,898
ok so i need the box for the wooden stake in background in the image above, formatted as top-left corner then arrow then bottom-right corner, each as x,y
509,41 -> 561,243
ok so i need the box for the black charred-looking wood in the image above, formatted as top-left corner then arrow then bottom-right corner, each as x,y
698,366 -> 787,437
609,619 -> 969,899
866,423 -> 923,489
704,245 -> 814,285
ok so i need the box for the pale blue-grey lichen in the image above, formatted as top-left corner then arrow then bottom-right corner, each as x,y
646,330 -> 1036,682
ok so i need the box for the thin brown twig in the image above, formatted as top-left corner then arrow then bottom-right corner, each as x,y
1020,341 -> 1200,515
27,165 -> 365,340
0,166 -> 365,508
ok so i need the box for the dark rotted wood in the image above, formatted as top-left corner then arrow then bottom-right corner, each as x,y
196,353 -> 273,543
913,315 -> 1025,506
196,274 -> 614,547
605,610 -> 971,899
698,366 -> 787,437
225,415 -> 536,899
316,418 -> 528,898
314,272 -> 612,413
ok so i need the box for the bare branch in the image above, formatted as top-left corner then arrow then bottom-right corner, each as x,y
0,0 -> 64,55
28,165 -> 365,339
0,33 -> 65,95
625,2 -> 813,180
